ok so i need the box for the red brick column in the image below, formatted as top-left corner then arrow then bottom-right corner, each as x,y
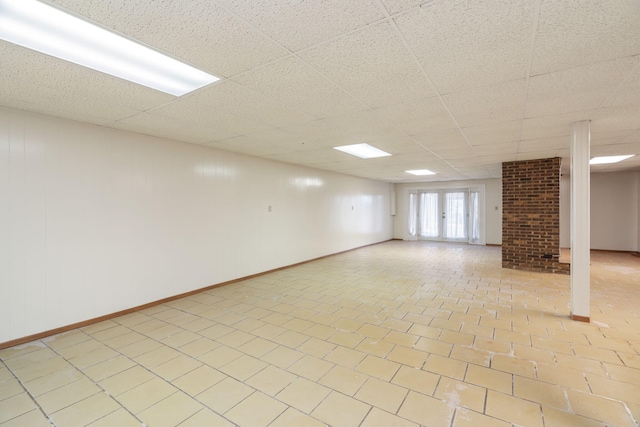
502,157 -> 570,274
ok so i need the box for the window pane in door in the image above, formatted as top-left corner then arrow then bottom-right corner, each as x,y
418,192 -> 439,238
443,192 -> 467,240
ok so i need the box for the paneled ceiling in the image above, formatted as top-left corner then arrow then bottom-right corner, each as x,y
2,0 -> 640,182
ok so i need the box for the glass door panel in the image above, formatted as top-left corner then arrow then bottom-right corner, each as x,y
418,192 -> 440,239
443,191 -> 468,241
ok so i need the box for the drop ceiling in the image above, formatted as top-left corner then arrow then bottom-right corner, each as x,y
1,0 -> 640,182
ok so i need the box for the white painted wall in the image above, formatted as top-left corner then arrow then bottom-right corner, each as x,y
0,107 -> 393,343
560,171 -> 639,251
392,179 -> 502,245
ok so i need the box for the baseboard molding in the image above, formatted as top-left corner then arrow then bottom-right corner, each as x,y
0,239 -> 392,350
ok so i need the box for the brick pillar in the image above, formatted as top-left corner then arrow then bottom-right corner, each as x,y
502,157 -> 569,274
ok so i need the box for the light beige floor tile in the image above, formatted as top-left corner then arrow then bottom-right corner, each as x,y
387,346 -> 428,368
361,407 -> 418,427
132,345 -> 180,369
0,378 -> 24,401
391,365 -> 439,396
0,409 -> 51,427
12,356 -> 70,383
512,344 -> 555,364
355,377 -> 408,413
453,407 -> 511,427
237,337 -> 278,358
297,337 -> 336,358
173,365 -> 226,396
513,375 -> 568,410
287,355 -> 334,381
138,391 -> 202,427
87,408 -> 141,427
0,343 -> 50,362
101,331 -> 147,350
413,336 -> 453,356
198,345 -> 243,368
434,376 -> 486,413
356,324 -> 390,339
49,392 -> 120,427
219,354 -> 267,381
567,389 -> 636,427
0,393 -> 38,423
225,391 -> 287,427
177,408 -> 235,427
160,330 -> 201,348
246,365 -> 297,396
196,377 -> 253,414
407,323 -> 441,339
464,363 -> 512,394
449,345 -> 491,367
216,330 -> 255,348
178,337 -> 220,358
472,337 -> 510,354
328,331 -> 365,349
355,338 -> 394,358
490,354 -> 536,379
276,377 -> 331,413
43,331 -> 91,351
269,407 -> 327,427
356,355 -> 400,381
117,377 -> 177,414
397,390 -> 452,426
541,406 -> 605,427
98,365 -> 155,397
486,390 -> 543,427
586,374 -> 640,406
199,324 -> 234,340
36,377 -> 100,414
536,361 -> 590,392
318,365 -> 368,396
311,391 -> 371,427
323,346 -> 365,368
604,362 -> 640,385
83,355 -> 137,382
423,354 -> 467,380
260,346 -> 304,369
555,353 -> 607,376
117,338 -> 163,358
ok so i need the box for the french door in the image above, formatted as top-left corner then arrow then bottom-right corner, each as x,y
408,189 -> 481,243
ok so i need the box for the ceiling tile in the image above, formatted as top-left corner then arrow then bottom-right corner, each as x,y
374,97 -> 458,136
215,0 -> 386,51
396,0 -> 535,94
525,57 -> 640,118
232,56 -> 368,118
462,121 -> 521,146
532,0 -> 640,75
443,80 -> 527,127
299,21 -> 437,108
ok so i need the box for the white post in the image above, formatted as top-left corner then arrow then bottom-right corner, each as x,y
570,121 -> 590,322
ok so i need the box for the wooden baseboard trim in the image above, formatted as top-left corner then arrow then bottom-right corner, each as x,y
0,239 -> 392,350
571,314 -> 590,323
485,243 -> 501,247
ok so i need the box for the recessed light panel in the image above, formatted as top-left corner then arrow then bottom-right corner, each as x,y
0,0 -> 219,96
334,143 -> 392,159
589,155 -> 635,165
406,169 -> 436,176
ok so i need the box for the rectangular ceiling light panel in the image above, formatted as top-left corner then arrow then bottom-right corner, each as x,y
589,155 -> 635,165
406,169 -> 436,176
334,143 -> 392,159
0,0 -> 219,96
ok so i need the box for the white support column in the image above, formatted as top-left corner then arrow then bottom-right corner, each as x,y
570,121 -> 591,322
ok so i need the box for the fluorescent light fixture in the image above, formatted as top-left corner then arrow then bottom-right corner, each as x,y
0,0 -> 219,96
406,169 -> 436,176
589,155 -> 635,165
334,143 -> 391,159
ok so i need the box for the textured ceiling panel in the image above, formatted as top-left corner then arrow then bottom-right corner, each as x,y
532,0 -> 640,75
232,56 -> 368,118
215,0 -> 385,51
525,57 -> 640,118
443,80 -> 527,127
299,21 -> 437,108
1,0 -> 639,181
396,0 -> 535,94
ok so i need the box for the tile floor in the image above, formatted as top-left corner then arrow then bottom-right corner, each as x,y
1,241 -> 639,427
